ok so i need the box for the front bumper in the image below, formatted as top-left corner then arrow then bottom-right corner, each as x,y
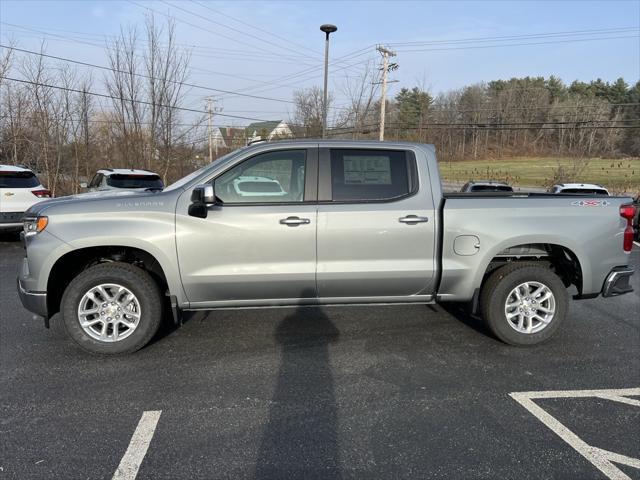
17,278 -> 48,318
602,266 -> 634,297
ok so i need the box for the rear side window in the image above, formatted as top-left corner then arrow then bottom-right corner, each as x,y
330,149 -> 416,202
0,171 -> 40,188
106,174 -> 164,189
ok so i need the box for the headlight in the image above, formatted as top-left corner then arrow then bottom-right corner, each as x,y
23,216 -> 48,236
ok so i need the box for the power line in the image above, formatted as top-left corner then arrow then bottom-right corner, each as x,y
385,26 -> 639,46
0,21 -> 312,60
213,46 -> 375,100
160,0 -> 321,62
0,76 -> 283,122
189,0 -> 322,57
1,20 -> 374,102
127,0 -> 318,67
0,22 -> 317,65
0,45 -> 298,104
216,51 -> 376,103
392,35 -> 639,53
331,121 -> 640,131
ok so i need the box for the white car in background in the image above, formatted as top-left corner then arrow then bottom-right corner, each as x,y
0,165 -> 51,232
232,176 -> 287,197
550,183 -> 609,195
82,168 -> 164,192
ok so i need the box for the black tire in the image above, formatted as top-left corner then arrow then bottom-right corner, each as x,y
480,262 -> 569,346
61,262 -> 163,355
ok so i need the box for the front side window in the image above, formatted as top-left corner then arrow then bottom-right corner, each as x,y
330,149 -> 415,201
215,150 -> 306,203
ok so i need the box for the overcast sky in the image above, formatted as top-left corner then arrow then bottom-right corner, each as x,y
1,0 -> 638,127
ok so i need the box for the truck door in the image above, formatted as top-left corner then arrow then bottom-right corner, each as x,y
316,147 -> 437,300
176,147 -> 318,306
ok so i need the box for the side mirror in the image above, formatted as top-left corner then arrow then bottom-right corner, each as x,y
79,182 -> 88,189
191,184 -> 216,205
189,184 -> 217,218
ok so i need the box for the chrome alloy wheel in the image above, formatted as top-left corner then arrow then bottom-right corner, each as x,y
77,283 -> 141,342
504,281 -> 556,334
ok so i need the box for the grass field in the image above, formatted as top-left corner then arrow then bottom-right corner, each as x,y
438,157 -> 640,194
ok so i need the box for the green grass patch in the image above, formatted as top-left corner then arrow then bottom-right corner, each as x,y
438,157 -> 640,194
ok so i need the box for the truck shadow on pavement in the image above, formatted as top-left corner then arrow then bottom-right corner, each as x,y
255,294 -> 342,479
438,302 -> 493,338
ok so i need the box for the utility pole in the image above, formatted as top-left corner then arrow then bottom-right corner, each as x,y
206,96 -> 214,162
377,45 -> 396,141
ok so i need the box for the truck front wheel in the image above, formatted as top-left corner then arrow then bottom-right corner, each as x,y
480,263 -> 569,346
61,262 -> 163,355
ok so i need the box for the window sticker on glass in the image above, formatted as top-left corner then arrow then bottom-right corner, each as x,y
343,156 -> 392,185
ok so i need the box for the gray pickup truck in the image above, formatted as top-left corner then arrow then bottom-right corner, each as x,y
17,141 -> 635,354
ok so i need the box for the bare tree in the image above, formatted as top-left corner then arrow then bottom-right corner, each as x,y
338,60 -> 380,139
144,14 -> 191,181
105,26 -> 145,168
292,86 -> 330,138
19,44 -> 57,191
0,40 -> 16,88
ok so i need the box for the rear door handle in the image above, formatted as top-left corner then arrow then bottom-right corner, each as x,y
279,216 -> 311,226
399,215 -> 429,224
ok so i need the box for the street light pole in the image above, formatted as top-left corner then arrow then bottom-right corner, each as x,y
320,24 -> 337,139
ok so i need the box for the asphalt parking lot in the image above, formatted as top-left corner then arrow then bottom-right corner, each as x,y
1,237 -> 639,480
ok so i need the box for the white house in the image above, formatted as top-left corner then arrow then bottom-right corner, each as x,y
245,120 -> 293,143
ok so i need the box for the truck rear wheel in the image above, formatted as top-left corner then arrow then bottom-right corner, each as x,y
61,262 -> 163,355
480,263 -> 569,346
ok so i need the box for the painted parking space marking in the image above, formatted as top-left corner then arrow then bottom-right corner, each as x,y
510,388 -> 640,480
112,410 -> 162,480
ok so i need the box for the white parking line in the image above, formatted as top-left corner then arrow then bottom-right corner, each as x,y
634,241 -> 640,248
510,388 -> 640,480
112,410 -> 162,480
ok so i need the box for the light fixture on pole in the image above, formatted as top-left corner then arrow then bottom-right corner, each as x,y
320,23 -> 337,139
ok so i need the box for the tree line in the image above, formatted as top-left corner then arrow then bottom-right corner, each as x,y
294,75 -> 639,162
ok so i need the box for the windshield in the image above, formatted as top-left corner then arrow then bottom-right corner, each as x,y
0,171 -> 40,188
470,185 -> 513,192
559,188 -> 608,195
163,148 -> 249,192
106,174 -> 164,189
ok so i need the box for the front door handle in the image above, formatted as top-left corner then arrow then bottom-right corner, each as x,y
399,215 -> 429,225
279,216 -> 311,226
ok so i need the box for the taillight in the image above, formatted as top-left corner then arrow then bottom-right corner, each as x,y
620,203 -> 636,252
31,189 -> 51,198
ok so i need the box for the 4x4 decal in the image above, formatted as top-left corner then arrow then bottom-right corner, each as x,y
571,200 -> 610,207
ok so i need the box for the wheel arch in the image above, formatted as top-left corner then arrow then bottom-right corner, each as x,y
46,245 -> 179,318
478,241 -> 586,296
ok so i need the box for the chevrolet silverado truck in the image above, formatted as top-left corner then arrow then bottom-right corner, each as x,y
17,141 -> 636,355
